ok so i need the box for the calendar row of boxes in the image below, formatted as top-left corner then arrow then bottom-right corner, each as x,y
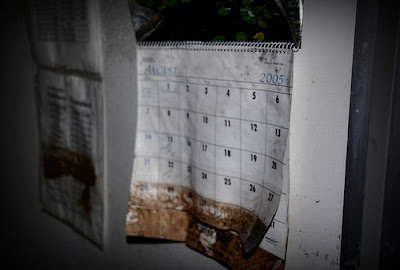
133,153 -> 282,195
137,107 -> 288,161
139,80 -> 291,129
133,156 -> 281,216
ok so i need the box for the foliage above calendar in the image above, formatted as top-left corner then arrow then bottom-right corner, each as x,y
129,0 -> 303,45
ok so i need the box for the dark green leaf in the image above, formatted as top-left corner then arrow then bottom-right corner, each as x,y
248,8 -> 255,17
218,6 -> 232,16
180,0 -> 191,3
253,32 -> 265,42
253,5 -> 265,15
239,7 -> 248,16
158,3 -> 168,11
168,0 -> 178,7
236,32 -> 248,41
243,15 -> 257,24
264,9 -> 273,19
139,0 -> 156,8
158,0 -> 178,11
241,6 -> 256,24
242,0 -> 251,7
258,20 -> 266,28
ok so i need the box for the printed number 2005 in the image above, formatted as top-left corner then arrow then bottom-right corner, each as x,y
260,73 -> 284,85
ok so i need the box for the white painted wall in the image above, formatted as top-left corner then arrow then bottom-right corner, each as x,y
286,0 -> 356,269
3,0 -> 356,269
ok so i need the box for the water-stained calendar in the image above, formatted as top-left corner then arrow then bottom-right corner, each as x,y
126,41 -> 295,267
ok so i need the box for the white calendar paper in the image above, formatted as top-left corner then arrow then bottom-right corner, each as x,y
30,0 -> 102,73
38,69 -> 104,246
126,42 -> 294,260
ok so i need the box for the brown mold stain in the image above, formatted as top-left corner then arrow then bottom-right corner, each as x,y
127,182 -> 269,253
186,217 -> 284,270
43,145 -> 96,213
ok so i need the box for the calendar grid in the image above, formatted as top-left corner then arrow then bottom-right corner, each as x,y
137,72 -> 288,223
129,45 -> 295,260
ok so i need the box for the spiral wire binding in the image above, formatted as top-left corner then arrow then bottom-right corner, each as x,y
138,41 -> 299,53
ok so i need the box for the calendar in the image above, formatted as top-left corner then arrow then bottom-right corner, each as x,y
38,69 -> 104,246
126,41 -> 294,262
29,0 -> 105,246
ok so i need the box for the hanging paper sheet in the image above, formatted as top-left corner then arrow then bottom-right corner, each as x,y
38,69 -> 104,246
126,41 -> 294,267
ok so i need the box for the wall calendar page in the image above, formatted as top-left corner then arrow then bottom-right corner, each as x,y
126,41 -> 294,268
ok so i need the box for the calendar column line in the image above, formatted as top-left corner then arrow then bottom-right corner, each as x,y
193,82 -> 199,197
156,79 -> 161,239
213,86 -> 219,206
239,87 -> 243,218
265,92 -> 269,167
258,91 -> 270,217
177,80 -> 182,187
